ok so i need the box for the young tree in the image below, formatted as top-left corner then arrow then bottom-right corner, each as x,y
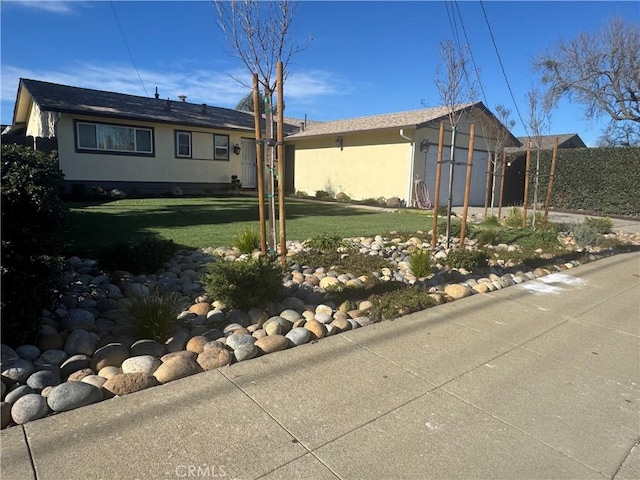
215,0 -> 306,249
525,86 -> 551,228
479,104 -> 515,215
534,17 -> 640,133
433,39 -> 477,246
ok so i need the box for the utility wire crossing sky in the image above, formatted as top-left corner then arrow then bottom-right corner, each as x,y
1,0 -> 638,146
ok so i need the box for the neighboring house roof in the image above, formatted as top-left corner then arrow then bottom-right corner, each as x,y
12,78 -> 299,134
285,102 -> 521,147
505,133 -> 586,153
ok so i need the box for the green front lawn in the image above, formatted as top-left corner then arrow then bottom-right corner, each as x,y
66,196 -> 434,256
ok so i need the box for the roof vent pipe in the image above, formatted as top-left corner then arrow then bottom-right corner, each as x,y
154,87 -> 160,99
178,95 -> 187,103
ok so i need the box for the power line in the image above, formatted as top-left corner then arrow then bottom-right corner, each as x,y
453,0 -> 488,106
444,0 -> 478,102
479,0 -> 529,137
110,1 -> 148,97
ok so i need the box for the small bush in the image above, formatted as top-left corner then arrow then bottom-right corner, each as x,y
504,207 -> 524,227
202,255 -> 284,310
295,190 -> 309,198
584,217 -> 614,234
475,226 -> 501,245
230,175 -> 242,192
292,250 -> 389,277
305,232 -> 351,252
482,214 -> 501,226
369,286 -> 437,322
527,212 -> 546,228
98,236 -> 178,274
1,145 -> 67,347
444,249 -> 488,271
409,249 -> 432,278
234,227 -> 260,254
121,288 -> 187,342
572,223 -> 601,247
315,190 -> 333,200
437,219 -> 462,237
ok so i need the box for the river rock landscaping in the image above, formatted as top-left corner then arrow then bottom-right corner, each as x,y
2,224 -> 639,429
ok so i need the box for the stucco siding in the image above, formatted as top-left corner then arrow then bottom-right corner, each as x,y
56,115 -> 247,184
293,131 -> 411,201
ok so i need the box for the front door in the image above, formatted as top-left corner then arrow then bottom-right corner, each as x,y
240,138 -> 257,189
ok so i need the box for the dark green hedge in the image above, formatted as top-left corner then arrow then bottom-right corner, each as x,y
1,144 -> 67,347
521,147 -> 640,216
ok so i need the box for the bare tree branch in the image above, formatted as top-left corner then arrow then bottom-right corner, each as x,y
534,17 -> 640,123
214,0 -> 307,94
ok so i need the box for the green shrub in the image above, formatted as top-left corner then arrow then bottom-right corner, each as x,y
482,214 -> 501,226
315,190 -> 333,200
202,255 -> 284,310
475,226 -> 501,245
436,205 -> 449,216
304,232 -> 351,252
294,190 -> 309,198
436,219 -> 462,237
572,223 -> 601,247
98,236 -> 178,274
326,277 -> 403,305
527,211 -> 546,228
409,249 -> 432,278
230,175 -> 242,192
121,288 -> 187,342
504,207 -> 524,227
292,250 -> 389,277
234,227 -> 260,254
583,217 -> 614,234
1,145 -> 67,347
369,286 -> 436,322
444,249 -> 488,271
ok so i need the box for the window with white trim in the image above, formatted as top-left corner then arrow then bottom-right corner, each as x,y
175,131 -> 192,158
76,121 -> 153,154
214,134 -> 229,160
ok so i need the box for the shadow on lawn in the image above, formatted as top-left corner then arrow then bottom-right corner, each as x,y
65,198 -> 382,255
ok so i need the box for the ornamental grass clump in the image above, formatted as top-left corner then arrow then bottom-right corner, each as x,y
234,226 -> 261,254
583,216 -> 614,234
202,255 -> 284,310
572,223 -> 601,247
304,232 -> 352,253
409,249 -> 432,278
121,288 -> 188,342
504,207 -> 524,228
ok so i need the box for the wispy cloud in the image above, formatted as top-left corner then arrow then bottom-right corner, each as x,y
4,0 -> 77,14
1,62 -> 351,118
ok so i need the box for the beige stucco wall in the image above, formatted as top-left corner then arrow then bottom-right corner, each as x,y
291,130 -> 413,202
289,113 -> 497,206
56,114 -> 250,184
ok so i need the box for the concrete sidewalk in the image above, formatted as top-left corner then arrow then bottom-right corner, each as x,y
2,251 -> 639,480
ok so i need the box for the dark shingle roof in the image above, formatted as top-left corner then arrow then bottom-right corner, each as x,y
505,134 -> 587,153
18,78 -> 298,134
286,102 -> 521,147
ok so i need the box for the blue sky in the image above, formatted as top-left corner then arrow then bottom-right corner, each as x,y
1,0 -> 638,146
